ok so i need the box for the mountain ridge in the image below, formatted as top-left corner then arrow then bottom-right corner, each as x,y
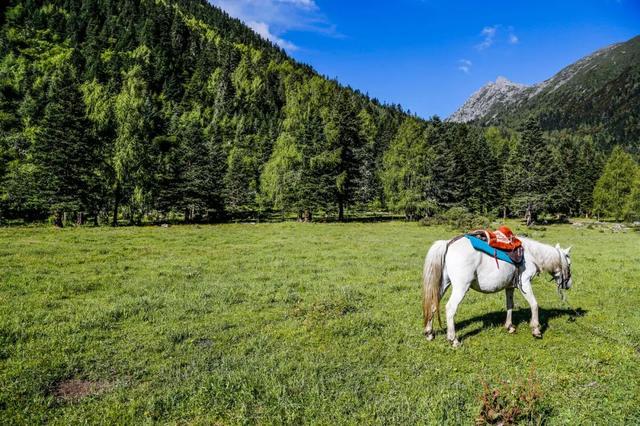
448,35 -> 640,146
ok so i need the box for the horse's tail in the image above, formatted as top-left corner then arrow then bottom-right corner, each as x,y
422,240 -> 447,328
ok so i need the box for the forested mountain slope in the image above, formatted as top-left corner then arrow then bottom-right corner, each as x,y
0,1 -> 634,224
449,35 -> 640,150
0,0 -> 411,223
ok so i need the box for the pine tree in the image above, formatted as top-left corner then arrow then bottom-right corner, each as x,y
354,107 -> 379,207
324,91 -> 362,221
623,167 -> 640,221
574,137 -> 602,216
459,127 -> 499,214
545,133 -> 575,216
31,64 -> 97,226
495,139 -> 512,218
113,66 -> 153,225
262,77 -> 330,220
298,105 -> 331,219
381,117 -> 435,219
261,132 -> 302,217
177,108 -> 222,222
593,146 -> 637,220
429,119 -> 464,208
224,144 -> 258,216
503,119 -> 552,224
152,133 -> 183,217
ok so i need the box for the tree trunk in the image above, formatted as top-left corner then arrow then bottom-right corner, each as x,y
502,206 -> 507,220
303,209 -> 312,222
77,212 -> 84,226
338,200 -> 344,222
54,210 -> 63,228
184,208 -> 191,224
112,185 -> 120,227
525,204 -> 533,227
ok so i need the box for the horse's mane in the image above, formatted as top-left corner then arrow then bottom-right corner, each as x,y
518,237 -> 561,273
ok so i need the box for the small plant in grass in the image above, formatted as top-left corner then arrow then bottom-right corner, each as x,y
476,370 -> 550,425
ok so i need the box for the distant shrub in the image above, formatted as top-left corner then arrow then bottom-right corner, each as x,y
420,207 -> 495,231
476,371 -> 551,425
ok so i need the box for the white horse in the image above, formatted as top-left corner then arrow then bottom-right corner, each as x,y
422,235 -> 572,347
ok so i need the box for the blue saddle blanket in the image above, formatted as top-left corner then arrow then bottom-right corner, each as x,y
464,235 -> 523,265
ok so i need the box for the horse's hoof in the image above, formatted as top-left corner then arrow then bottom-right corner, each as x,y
425,333 -> 435,341
450,339 -> 461,348
532,328 -> 542,338
507,325 -> 516,334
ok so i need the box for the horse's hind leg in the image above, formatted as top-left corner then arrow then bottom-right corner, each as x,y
424,280 -> 450,340
446,282 -> 469,347
504,288 -> 516,333
424,312 -> 435,340
424,305 -> 435,340
519,280 -> 541,338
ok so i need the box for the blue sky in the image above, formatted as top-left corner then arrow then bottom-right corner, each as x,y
210,0 -> 640,118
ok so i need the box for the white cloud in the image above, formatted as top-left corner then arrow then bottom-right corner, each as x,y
457,59 -> 472,74
248,21 -> 298,51
476,25 -> 519,50
278,0 -> 317,8
477,26 -> 497,50
210,0 -> 335,52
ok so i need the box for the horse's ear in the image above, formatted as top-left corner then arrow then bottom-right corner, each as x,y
555,243 -> 561,249
565,246 -> 572,254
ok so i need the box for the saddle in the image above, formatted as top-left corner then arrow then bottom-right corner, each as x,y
465,226 -> 524,266
467,226 -> 521,251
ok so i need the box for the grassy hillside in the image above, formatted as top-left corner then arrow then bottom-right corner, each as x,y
1,222 -> 639,423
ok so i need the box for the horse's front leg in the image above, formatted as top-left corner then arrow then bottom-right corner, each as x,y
446,284 -> 468,347
519,280 -> 541,338
504,287 -> 516,333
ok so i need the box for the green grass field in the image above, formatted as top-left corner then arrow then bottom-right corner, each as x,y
1,222 -> 639,424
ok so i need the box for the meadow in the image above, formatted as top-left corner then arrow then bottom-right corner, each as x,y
1,221 -> 639,424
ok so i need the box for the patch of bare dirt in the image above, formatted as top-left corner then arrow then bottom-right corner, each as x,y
53,379 -> 111,402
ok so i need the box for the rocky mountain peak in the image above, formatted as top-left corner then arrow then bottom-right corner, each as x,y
447,76 -> 529,123
447,35 -> 640,127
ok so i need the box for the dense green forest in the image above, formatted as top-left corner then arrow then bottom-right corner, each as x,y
0,1 -> 638,225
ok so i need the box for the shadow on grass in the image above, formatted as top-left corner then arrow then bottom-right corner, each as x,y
456,307 -> 587,340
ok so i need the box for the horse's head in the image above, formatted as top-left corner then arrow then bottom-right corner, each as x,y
553,244 -> 572,290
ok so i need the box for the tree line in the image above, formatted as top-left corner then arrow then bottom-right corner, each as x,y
0,1 -> 638,226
